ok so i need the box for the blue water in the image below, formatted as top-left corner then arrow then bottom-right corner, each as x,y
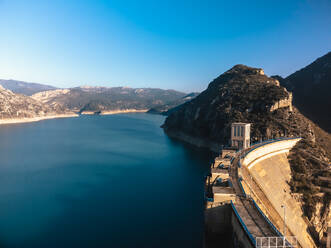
0,113 -> 212,248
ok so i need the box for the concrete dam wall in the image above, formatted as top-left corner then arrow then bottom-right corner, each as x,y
241,138 -> 317,248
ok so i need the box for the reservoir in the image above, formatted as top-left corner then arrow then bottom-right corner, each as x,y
0,113 -> 212,248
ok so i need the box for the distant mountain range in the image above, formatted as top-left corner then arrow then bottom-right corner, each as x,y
0,79 -> 56,96
0,79 -> 195,115
31,86 -> 189,114
272,51 -> 331,132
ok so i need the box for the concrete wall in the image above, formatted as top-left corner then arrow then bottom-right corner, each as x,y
231,209 -> 255,248
242,138 -> 301,169
241,138 -> 317,248
205,203 -> 255,248
205,204 -> 232,235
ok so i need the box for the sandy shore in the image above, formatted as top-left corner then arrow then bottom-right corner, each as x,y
99,109 -> 148,115
0,113 -> 79,125
80,111 -> 96,115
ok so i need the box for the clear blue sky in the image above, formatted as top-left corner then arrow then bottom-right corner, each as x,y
0,0 -> 330,92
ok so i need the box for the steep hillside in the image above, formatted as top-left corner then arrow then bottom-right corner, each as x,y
163,65 -> 299,147
162,65 -> 330,245
275,52 -> 331,132
147,92 -> 199,115
0,85 -> 72,120
32,87 -> 186,113
0,79 -> 57,96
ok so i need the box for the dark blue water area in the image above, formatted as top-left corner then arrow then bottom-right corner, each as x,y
0,113 -> 213,248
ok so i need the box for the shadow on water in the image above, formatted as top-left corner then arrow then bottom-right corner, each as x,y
164,135 -> 216,166
163,135 -> 234,247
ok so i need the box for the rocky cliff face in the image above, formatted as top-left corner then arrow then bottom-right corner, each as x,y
163,65 -> 304,146
162,64 -> 330,246
0,85 -> 70,119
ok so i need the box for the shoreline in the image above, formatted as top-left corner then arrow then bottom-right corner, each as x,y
163,129 -> 222,153
100,109 -> 148,115
0,110 -> 149,126
0,113 -> 79,125
80,109 -> 148,115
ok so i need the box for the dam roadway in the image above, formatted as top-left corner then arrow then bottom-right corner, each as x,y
229,151 -> 278,242
230,154 -> 277,238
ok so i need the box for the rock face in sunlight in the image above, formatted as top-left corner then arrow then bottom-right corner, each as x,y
162,64 -> 331,246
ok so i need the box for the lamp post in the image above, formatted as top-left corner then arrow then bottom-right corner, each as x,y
281,204 -> 286,246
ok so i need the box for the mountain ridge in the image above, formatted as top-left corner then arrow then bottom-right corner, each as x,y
273,51 -> 331,132
0,79 -> 57,96
31,87 -> 187,113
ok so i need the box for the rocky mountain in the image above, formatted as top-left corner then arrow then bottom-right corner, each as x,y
0,85 -> 70,119
163,65 -> 298,147
273,51 -> 331,132
162,64 -> 330,245
147,92 -> 199,115
32,86 -> 187,114
0,79 -> 57,96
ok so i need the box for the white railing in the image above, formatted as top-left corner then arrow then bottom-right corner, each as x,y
256,236 -> 297,248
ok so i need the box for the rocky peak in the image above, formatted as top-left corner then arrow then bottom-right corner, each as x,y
162,65 -> 306,146
207,64 -> 279,92
225,64 -> 265,76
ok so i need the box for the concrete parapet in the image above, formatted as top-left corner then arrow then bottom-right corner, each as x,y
242,138 -> 301,169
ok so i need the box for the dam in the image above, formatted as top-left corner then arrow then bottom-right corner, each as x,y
205,136 -> 320,248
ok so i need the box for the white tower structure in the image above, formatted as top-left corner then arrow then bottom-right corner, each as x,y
231,123 -> 251,150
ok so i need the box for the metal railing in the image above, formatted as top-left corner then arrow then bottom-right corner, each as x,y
241,137 -> 301,159
256,236 -> 297,248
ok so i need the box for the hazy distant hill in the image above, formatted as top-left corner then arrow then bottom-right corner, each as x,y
273,51 -> 331,132
147,92 -> 199,115
32,86 -> 187,113
0,79 -> 57,96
